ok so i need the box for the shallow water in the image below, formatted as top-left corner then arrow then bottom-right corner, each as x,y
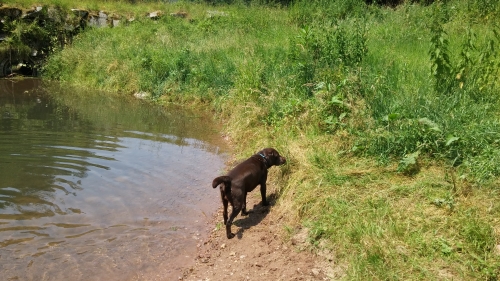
0,79 -> 228,280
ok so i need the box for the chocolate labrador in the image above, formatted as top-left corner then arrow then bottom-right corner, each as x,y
212,148 -> 286,239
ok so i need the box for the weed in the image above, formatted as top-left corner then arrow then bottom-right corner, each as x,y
397,151 -> 420,176
429,2 -> 452,94
431,194 -> 455,211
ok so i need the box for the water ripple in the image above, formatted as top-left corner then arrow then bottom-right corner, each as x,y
0,79 -> 228,280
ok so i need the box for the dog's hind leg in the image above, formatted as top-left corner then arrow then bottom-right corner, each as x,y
214,176 -> 232,227
220,189 -> 229,225
225,202 -> 242,239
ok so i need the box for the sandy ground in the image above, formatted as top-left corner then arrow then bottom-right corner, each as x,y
179,189 -> 333,281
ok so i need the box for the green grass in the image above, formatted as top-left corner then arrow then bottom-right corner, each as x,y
42,2 -> 293,102
2,0 -> 171,16
6,0 -> 500,279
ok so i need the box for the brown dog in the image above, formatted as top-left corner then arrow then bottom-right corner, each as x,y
212,148 -> 286,239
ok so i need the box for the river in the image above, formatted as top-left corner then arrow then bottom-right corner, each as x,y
0,78 -> 228,280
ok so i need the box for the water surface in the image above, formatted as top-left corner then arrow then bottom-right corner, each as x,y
0,79 -> 227,280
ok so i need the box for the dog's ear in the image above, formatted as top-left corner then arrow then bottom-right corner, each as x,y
264,148 -> 273,155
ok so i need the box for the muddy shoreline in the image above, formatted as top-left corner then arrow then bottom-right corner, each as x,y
179,187 -> 329,281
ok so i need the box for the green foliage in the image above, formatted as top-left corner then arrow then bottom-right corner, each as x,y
0,20 -> 33,57
461,215 -> 495,255
431,195 -> 456,211
289,18 -> 367,69
284,18 -> 366,133
397,151 -> 420,175
464,0 -> 500,21
0,5 -> 85,75
429,2 -> 451,94
452,26 -> 500,100
358,0 -> 500,182
318,84 -> 349,132
289,0 -> 368,26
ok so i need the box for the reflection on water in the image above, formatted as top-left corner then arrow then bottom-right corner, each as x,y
0,79 -> 228,280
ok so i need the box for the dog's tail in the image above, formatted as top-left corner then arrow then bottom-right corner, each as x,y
212,176 -> 232,197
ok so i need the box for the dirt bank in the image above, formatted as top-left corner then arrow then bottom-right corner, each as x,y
179,186 -> 333,281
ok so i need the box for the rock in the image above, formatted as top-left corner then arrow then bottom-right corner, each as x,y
0,6 -> 22,20
207,10 -> 228,18
133,91 -> 150,100
148,10 -> 162,20
98,11 -> 108,26
71,9 -> 89,19
89,11 -> 108,28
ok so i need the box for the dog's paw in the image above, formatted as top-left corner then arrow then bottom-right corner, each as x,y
227,233 -> 235,239
241,210 -> 254,216
260,208 -> 270,214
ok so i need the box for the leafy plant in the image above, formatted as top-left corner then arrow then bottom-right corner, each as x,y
397,151 -> 420,175
429,2 -> 451,94
431,194 -> 455,211
454,26 -> 476,91
461,215 -> 495,255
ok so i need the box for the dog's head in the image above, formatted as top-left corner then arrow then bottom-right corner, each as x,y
259,148 -> 286,167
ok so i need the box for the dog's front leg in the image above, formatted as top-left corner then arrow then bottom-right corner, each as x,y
260,172 -> 269,206
260,183 -> 269,206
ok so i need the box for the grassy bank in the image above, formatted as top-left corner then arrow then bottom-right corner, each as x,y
8,0 -> 500,279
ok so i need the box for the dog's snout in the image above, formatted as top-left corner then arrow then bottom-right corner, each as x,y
280,156 -> 286,165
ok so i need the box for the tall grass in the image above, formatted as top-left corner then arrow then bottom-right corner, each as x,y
38,0 -> 500,279
359,1 -> 500,181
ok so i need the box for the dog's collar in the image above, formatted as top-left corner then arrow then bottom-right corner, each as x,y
253,153 -> 269,168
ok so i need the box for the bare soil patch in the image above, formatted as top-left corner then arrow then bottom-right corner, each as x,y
180,189 -> 330,281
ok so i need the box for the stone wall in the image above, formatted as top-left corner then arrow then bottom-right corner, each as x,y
0,4 -> 165,77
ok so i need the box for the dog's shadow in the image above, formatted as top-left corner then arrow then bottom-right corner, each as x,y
232,192 -> 278,239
